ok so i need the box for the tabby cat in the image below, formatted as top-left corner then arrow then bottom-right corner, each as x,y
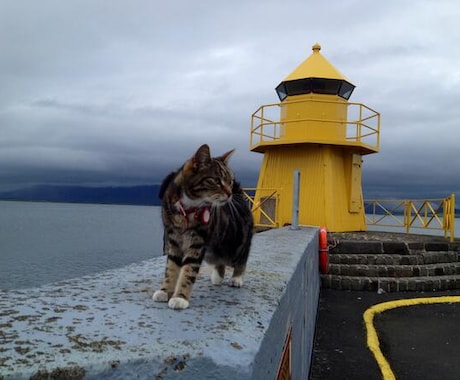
152,144 -> 253,310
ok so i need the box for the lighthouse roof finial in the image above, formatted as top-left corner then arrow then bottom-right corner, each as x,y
281,42 -> 351,83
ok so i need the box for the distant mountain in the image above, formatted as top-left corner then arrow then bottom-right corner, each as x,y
0,185 -> 162,206
2,185 -> 458,215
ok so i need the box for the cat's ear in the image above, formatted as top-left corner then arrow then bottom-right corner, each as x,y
185,144 -> 211,172
194,144 -> 211,165
219,148 -> 235,164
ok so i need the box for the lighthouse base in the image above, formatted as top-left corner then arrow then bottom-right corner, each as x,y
253,144 -> 367,232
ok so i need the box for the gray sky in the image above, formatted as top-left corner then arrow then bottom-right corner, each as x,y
1,0 -> 459,199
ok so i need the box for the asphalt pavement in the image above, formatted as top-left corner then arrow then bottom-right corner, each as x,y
309,288 -> 460,380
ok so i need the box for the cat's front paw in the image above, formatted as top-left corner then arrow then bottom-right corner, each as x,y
168,297 -> 190,310
152,290 -> 169,302
229,276 -> 244,288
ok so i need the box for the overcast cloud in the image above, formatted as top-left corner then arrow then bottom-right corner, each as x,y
1,0 -> 459,200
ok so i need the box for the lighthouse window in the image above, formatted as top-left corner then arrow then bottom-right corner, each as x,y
285,79 -> 312,96
276,78 -> 355,100
338,81 -> 355,100
311,78 -> 341,95
276,79 -> 312,100
275,83 -> 288,101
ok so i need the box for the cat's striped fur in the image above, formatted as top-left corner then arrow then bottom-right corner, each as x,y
152,144 -> 253,309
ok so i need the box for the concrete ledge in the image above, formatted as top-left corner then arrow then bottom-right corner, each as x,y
0,227 -> 319,379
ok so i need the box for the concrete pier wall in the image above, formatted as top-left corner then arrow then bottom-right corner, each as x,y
0,227 -> 320,379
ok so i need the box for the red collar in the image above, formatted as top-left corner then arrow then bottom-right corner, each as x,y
176,201 -> 211,226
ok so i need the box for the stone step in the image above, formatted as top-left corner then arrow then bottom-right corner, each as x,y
329,252 -> 459,266
324,237 -> 460,292
329,240 -> 459,255
328,262 -> 460,278
320,274 -> 460,292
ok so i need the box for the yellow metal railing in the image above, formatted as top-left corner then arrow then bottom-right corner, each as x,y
365,194 -> 456,242
250,99 -> 380,153
243,188 -> 280,228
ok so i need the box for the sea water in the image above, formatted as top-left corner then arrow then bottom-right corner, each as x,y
1,201 -> 458,291
0,201 -> 163,290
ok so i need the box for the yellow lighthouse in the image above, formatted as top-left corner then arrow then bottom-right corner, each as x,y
250,43 -> 380,231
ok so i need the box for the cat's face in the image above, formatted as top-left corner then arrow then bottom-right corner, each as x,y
182,144 -> 235,206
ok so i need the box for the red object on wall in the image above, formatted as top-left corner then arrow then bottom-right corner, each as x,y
319,226 -> 329,274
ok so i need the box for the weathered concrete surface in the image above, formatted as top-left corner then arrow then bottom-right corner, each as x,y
0,227 -> 319,379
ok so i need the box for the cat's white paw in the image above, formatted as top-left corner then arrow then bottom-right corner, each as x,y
211,267 -> 224,285
168,297 -> 190,310
152,290 -> 168,302
229,276 -> 244,288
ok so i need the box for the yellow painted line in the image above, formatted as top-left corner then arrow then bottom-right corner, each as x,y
364,296 -> 460,380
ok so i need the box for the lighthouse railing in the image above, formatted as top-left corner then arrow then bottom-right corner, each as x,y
243,187 -> 280,228
250,104 -> 282,144
250,99 -> 380,153
346,102 -> 380,149
364,194 -> 456,242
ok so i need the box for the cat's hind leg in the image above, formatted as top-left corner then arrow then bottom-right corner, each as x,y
210,265 -> 226,285
229,265 -> 246,288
